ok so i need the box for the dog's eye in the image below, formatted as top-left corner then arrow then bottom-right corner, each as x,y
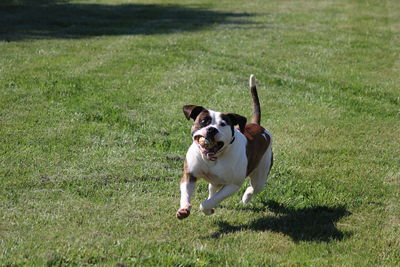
199,116 -> 211,127
220,122 -> 226,127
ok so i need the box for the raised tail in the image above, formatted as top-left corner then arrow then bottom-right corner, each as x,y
249,74 -> 261,125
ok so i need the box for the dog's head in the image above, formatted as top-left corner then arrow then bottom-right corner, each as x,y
183,105 -> 247,159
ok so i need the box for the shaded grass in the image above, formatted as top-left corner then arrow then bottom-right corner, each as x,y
0,0 -> 254,40
1,0 -> 399,265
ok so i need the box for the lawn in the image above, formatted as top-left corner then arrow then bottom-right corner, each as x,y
0,0 -> 399,265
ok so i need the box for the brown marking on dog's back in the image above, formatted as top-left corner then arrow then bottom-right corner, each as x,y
244,123 -> 271,176
181,159 -> 197,183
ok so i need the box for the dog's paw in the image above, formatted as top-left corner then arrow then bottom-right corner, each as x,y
176,208 -> 190,220
242,193 -> 252,204
202,208 -> 215,216
199,203 -> 215,216
242,187 -> 254,204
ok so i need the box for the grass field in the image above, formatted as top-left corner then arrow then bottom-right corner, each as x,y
1,0 -> 399,265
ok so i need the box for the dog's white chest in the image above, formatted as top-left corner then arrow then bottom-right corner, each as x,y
186,139 -> 248,186
201,164 -> 237,185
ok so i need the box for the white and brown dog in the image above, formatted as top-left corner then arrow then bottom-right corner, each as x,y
176,75 -> 273,219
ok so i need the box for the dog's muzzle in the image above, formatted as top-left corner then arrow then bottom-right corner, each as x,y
205,127 -> 218,140
194,130 -> 224,161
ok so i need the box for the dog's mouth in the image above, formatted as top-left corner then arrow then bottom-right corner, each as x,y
194,135 -> 224,159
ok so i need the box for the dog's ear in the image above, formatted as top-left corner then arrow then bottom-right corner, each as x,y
227,113 -> 247,133
183,105 -> 206,120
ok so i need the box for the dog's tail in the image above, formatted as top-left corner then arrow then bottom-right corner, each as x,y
249,74 -> 261,125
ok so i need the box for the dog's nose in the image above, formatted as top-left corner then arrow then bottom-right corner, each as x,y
206,127 -> 218,138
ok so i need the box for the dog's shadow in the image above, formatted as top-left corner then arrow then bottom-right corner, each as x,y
207,200 -> 352,242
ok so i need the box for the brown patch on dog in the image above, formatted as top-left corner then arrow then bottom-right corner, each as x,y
181,160 -> 197,183
250,84 -> 261,125
220,113 -> 234,135
221,113 -> 247,134
183,105 -> 206,120
190,110 -> 211,136
244,123 -> 271,176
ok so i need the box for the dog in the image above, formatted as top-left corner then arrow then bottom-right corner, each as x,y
176,75 -> 273,219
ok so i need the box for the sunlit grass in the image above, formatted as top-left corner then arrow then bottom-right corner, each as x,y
0,0 -> 399,265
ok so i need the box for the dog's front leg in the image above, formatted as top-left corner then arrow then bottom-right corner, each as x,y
176,164 -> 197,220
200,184 -> 240,215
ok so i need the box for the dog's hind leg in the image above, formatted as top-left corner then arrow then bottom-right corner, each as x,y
242,148 -> 273,204
200,184 -> 241,215
208,183 -> 222,200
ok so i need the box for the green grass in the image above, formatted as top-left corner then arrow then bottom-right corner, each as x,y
1,0 -> 399,265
